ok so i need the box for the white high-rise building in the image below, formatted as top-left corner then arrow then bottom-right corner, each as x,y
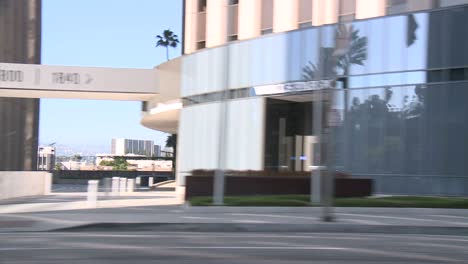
111,138 -> 155,157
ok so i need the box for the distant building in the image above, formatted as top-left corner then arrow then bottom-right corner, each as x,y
95,153 -> 145,167
111,138 -> 155,157
37,146 -> 56,171
153,145 -> 161,157
95,153 -> 172,171
61,160 -> 87,170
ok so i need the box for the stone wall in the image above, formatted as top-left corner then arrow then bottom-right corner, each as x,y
0,171 -> 51,200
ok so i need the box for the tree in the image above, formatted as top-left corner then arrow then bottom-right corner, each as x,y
112,157 -> 129,171
156,29 -> 180,61
99,160 -> 114,166
72,154 -> 82,161
166,134 -> 177,175
166,134 -> 176,148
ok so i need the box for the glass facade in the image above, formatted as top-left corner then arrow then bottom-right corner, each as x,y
178,5 -> 468,195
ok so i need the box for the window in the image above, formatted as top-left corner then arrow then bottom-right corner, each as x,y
339,0 -> 355,22
141,102 -> 148,112
228,35 -> 238,41
261,0 -> 274,33
298,0 -> 313,26
449,68 -> 467,81
298,22 -> 312,29
388,0 -> 441,14
261,28 -> 273,35
196,41 -> 206,50
387,0 -> 406,14
229,0 -> 239,5
198,0 -> 207,12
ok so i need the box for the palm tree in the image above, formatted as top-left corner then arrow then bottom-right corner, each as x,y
166,134 -> 177,176
335,25 -> 367,76
302,26 -> 367,80
156,29 -> 180,61
165,134 -> 176,149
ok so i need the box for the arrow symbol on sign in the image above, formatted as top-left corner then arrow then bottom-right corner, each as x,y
85,74 -> 93,84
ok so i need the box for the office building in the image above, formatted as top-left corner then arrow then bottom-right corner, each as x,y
37,146 -> 55,171
140,0 -> 468,196
0,0 -> 41,170
111,138 -> 155,157
153,145 -> 161,157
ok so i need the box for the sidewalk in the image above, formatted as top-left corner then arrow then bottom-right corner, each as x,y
0,191 -> 184,214
1,204 -> 468,235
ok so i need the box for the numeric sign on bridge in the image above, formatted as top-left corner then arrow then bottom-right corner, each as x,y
0,63 -> 158,100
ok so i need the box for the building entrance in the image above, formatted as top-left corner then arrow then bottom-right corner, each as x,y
264,95 -> 320,172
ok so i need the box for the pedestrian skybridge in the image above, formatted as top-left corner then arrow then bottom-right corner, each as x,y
0,63 -> 158,100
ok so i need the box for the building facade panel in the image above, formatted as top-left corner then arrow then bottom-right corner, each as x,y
177,97 -> 265,185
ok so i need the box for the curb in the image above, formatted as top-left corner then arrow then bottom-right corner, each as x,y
53,222 -> 468,236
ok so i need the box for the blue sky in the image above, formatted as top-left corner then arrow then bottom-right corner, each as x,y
40,0 -> 182,155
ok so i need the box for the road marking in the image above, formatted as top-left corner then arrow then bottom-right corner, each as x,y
339,246 -> 461,263
232,219 -> 271,224
337,213 -> 468,226
228,213 -> 318,221
343,218 -> 383,225
336,213 -> 438,223
2,232 -> 468,242
182,216 -> 224,220
428,214 -> 468,220
0,246 -> 347,251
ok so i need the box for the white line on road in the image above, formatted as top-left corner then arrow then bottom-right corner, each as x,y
0,246 -> 347,251
2,232 -> 468,242
428,214 -> 468,220
182,216 -> 224,220
232,219 -> 271,224
228,213 -> 319,221
343,218 -> 383,225
337,213 -> 468,226
336,213 -> 439,223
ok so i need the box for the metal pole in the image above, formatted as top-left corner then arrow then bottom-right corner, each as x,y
312,86 -> 324,205
321,86 -> 336,222
213,0 -> 232,205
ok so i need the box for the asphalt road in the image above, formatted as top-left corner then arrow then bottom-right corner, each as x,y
1,232 -> 467,263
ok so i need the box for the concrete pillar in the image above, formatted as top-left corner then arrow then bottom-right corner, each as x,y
273,0 -> 299,33
135,176 -> 141,189
148,177 -> 154,187
127,179 -> 135,193
238,0 -> 261,40
355,0 -> 386,19
184,0 -> 198,54
87,180 -> 99,208
206,0 -> 227,48
111,177 -> 119,196
312,0 -> 338,26
103,178 -> 111,196
119,178 -> 127,193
